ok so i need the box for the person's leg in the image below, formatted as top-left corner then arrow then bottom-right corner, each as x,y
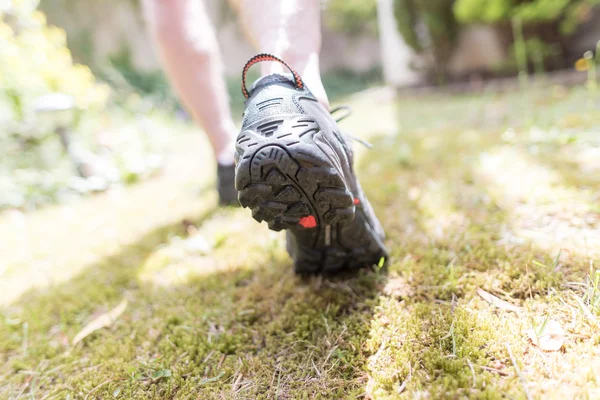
231,1 -> 387,273
235,0 -> 329,108
141,0 -> 236,165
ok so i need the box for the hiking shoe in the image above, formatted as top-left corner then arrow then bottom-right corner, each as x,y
217,163 -> 239,206
234,54 -> 388,273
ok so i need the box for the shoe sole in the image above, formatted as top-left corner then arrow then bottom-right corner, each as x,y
235,115 -> 355,231
287,209 -> 388,274
235,114 -> 386,273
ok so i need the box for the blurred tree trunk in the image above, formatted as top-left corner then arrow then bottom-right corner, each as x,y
376,0 -> 423,87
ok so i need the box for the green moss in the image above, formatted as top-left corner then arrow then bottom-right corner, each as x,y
2,86 -> 600,398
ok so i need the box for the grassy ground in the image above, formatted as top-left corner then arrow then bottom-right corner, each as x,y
1,85 -> 600,399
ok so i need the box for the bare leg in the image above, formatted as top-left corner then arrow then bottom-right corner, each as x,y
142,0 -> 236,164
236,0 -> 329,108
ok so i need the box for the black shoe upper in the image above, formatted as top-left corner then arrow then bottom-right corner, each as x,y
235,56 -> 387,273
217,163 -> 239,206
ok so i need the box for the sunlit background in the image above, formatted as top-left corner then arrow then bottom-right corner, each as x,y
1,0 -> 599,210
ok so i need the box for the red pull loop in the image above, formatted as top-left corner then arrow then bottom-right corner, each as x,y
241,53 -> 304,98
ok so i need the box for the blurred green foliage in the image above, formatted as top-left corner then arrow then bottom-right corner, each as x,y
392,0 -> 600,80
454,0 -> 600,73
394,0 -> 460,83
0,1 -> 165,211
104,48 -> 178,109
324,0 -> 378,36
454,0 -> 600,35
454,0 -> 513,23
509,37 -> 560,73
0,0 -> 109,123
322,67 -> 383,99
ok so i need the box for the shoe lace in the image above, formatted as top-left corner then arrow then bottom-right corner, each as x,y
241,54 -> 373,149
330,106 -> 373,149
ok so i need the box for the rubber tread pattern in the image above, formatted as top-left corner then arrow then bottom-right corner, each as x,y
236,117 -> 355,232
235,73 -> 388,273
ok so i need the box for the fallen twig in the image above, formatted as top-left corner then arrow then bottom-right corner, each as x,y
397,363 -> 413,394
479,365 -> 509,376
477,288 -> 522,312
466,359 -> 476,388
505,343 -> 533,400
84,379 -> 117,400
231,373 -> 243,394
73,299 -> 128,346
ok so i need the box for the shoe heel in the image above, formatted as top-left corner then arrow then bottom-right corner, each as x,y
235,116 -> 355,232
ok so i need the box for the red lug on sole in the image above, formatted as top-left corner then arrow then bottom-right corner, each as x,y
299,215 -> 317,228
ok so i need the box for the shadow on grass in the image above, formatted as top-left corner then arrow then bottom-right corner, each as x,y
0,204 -> 387,399
357,119 -> 594,397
